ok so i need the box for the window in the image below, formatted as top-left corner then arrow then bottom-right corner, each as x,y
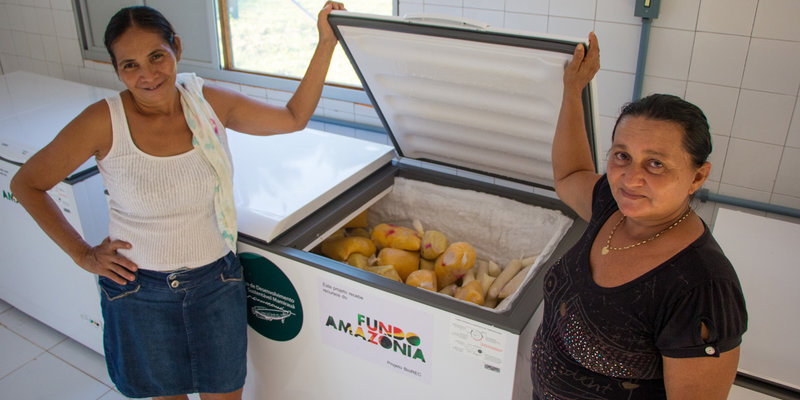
220,0 -> 394,88
77,0 -> 395,100
77,0 -> 220,70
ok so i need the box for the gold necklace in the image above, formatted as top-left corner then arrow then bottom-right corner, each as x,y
601,208 -> 693,256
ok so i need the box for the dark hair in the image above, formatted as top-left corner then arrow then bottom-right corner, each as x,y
611,94 -> 712,167
104,6 -> 176,68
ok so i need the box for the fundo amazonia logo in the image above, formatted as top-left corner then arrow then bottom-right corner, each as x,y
324,313 -> 426,363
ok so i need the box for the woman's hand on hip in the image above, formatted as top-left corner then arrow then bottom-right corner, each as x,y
80,237 -> 138,285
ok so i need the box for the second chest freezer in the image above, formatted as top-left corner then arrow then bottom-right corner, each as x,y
0,71 -> 114,354
233,12 -> 597,400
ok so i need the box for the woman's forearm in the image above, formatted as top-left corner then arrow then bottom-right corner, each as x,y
285,38 -> 337,130
10,181 -> 92,267
552,88 -> 595,183
548,34 -> 600,220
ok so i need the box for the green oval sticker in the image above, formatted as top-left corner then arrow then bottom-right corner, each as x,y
240,252 -> 303,341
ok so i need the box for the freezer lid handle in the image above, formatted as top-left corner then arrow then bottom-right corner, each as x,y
403,14 -> 489,30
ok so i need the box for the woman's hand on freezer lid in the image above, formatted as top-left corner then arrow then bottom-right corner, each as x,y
563,31 -> 600,96
552,32 -> 601,222
318,1 -> 345,47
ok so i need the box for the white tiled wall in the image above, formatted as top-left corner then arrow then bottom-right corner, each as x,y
644,27 -> 694,81
0,0 -> 799,222
697,0 -> 757,36
689,33 -> 750,88
752,0 -> 800,42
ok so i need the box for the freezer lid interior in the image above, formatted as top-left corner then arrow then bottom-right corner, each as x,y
329,12 -> 598,189
229,128 -> 394,243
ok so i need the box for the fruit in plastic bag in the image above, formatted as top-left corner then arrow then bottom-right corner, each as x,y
455,280 -> 484,306
377,247 -> 420,281
420,230 -> 448,260
321,236 -> 376,261
371,223 -> 421,251
366,265 -> 402,282
434,242 -> 477,288
405,269 -> 437,292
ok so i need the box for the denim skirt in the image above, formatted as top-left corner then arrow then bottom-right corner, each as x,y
99,252 -> 247,398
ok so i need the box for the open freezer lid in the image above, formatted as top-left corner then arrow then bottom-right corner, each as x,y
229,128 -> 394,243
329,12 -> 597,189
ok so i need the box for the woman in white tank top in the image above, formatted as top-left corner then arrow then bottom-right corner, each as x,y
10,3 -> 346,399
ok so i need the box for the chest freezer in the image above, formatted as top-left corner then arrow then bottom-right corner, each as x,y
234,12 -> 597,400
0,71 -> 114,354
712,208 -> 800,397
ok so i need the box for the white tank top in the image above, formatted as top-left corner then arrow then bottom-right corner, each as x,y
97,94 -> 229,271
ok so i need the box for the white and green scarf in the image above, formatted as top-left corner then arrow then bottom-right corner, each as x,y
175,73 -> 237,252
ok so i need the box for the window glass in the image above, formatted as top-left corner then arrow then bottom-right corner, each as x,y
226,0 -> 393,87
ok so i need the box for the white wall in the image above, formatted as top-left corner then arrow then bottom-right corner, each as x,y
1,0 -> 799,225
396,0 -> 800,225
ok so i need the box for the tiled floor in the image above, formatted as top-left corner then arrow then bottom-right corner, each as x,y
0,297 -> 782,400
0,298 -> 203,400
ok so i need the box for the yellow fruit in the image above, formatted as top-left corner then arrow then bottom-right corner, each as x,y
366,265 -> 402,282
321,236 -> 376,261
377,247 -> 420,282
405,269 -> 437,292
343,210 -> 369,228
455,280 -> 485,306
346,253 -> 369,269
420,230 -> 448,260
419,258 -> 435,271
347,227 -> 370,238
371,223 -> 421,251
434,242 -> 477,288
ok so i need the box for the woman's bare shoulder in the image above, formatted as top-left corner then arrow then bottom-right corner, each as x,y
81,98 -> 113,121
201,83 -> 246,120
62,98 -> 114,159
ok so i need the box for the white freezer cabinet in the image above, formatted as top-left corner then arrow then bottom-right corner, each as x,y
0,71 -> 115,354
233,11 -> 599,400
238,162 -> 588,400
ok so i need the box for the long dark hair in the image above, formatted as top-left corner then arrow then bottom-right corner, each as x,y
612,94 -> 712,167
104,6 -> 177,68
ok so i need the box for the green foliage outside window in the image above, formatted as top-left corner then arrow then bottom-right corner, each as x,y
228,0 -> 392,87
